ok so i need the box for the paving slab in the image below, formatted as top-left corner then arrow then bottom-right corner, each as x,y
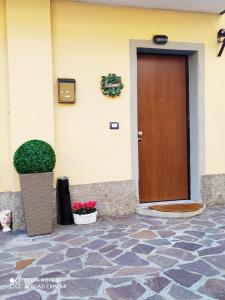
1,207 -> 225,299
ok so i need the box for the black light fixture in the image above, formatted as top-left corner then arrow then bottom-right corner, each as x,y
153,35 -> 168,45
217,29 -> 225,57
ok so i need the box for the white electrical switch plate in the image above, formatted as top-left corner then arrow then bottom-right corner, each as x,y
110,122 -> 119,129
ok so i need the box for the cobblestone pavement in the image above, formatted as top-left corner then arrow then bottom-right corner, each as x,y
1,206 -> 225,299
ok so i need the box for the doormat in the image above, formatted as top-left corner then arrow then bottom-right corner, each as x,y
150,203 -> 204,213
137,202 -> 206,218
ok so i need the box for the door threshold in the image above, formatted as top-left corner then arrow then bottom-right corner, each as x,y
139,199 -> 202,208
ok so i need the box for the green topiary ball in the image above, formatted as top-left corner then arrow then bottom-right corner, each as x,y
13,140 -> 56,174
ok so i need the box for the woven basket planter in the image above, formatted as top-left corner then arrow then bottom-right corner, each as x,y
19,172 -> 54,237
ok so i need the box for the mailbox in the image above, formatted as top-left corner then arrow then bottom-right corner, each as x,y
58,78 -> 76,103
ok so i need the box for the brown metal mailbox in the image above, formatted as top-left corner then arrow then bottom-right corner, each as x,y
58,78 -> 76,103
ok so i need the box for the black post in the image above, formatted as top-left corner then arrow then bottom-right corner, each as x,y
56,177 -> 74,225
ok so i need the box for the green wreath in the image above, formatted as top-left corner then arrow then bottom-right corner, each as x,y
101,73 -> 124,97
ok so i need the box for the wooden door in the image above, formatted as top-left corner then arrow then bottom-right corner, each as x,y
137,54 -> 189,202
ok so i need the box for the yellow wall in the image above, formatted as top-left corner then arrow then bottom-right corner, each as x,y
0,0 -> 11,191
51,0 -> 225,186
5,0 -> 54,191
207,14 -> 225,172
1,0 -> 225,191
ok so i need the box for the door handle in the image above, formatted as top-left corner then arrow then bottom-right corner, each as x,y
138,131 -> 143,142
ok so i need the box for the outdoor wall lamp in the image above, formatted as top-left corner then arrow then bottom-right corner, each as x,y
217,29 -> 225,57
153,35 -> 168,45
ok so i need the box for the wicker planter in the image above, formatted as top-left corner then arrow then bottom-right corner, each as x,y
19,172 -> 54,237
73,211 -> 97,225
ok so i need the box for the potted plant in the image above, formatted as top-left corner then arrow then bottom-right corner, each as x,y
72,201 -> 97,225
13,140 -> 56,236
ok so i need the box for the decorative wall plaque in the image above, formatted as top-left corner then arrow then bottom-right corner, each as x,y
101,73 -> 124,97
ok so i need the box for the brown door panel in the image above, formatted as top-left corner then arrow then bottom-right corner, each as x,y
137,54 -> 189,202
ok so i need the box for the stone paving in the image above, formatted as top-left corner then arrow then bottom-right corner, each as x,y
1,206 -> 225,299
